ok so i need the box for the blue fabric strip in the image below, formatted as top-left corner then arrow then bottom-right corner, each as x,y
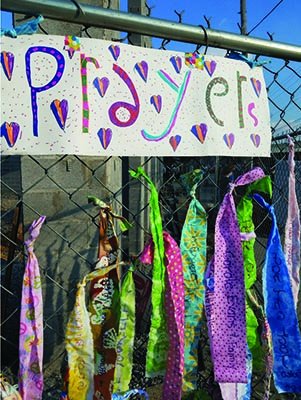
254,194 -> 301,393
1,15 -> 43,37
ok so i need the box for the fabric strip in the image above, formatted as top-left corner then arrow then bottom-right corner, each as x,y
130,167 -> 168,377
141,231 -> 185,400
19,216 -> 46,400
284,136 -> 300,308
206,167 -> 266,383
180,184 -> 207,391
113,266 -> 136,394
254,194 -> 301,393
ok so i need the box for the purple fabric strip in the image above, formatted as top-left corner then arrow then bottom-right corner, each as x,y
141,231 -> 185,399
284,136 -> 300,307
19,216 -> 46,400
206,167 -> 265,383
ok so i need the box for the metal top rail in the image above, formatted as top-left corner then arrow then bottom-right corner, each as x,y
2,0 -> 301,61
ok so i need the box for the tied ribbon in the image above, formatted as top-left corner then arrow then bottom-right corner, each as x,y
1,16 -> 44,37
254,194 -> 301,393
284,136 -> 300,307
87,197 -> 130,399
237,175 -> 272,371
205,167 -> 266,383
141,232 -> 184,400
180,184 -> 207,391
129,167 -> 168,376
113,266 -> 136,394
19,216 -> 46,400
66,264 -> 121,400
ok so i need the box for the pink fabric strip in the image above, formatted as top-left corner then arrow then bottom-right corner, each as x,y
284,136 -> 300,307
141,231 -> 185,400
19,216 -> 46,400
206,167 -> 265,383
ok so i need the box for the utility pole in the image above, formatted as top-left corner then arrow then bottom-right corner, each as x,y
240,0 -> 247,35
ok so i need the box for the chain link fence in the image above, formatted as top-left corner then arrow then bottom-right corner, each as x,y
1,6 -> 301,400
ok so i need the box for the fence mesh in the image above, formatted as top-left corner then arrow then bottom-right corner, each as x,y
1,7 -> 301,400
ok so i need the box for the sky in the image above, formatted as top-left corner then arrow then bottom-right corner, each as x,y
1,0 -> 300,130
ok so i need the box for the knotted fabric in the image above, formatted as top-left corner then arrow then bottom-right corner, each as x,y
113,266 -> 136,394
205,167 -> 265,383
180,184 -> 207,391
254,194 -> 301,393
237,175 -> 272,371
66,264 -> 122,400
87,196 -> 131,399
19,215 -> 46,400
141,231 -> 184,400
284,136 -> 300,308
129,167 -> 168,376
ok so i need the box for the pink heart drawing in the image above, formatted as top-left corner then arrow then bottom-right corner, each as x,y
108,44 -> 120,61
1,51 -> 14,81
191,123 -> 207,144
250,133 -> 261,148
93,77 -> 109,97
1,122 -> 21,147
135,61 -> 148,82
150,95 -> 162,113
223,133 -> 235,149
169,135 -> 181,151
170,56 -> 182,73
250,78 -> 261,97
50,99 -> 68,130
204,60 -> 217,77
98,128 -> 112,149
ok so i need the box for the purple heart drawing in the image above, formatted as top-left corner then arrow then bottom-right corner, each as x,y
250,78 -> 261,97
169,135 -> 181,151
50,99 -> 68,130
150,95 -> 162,113
191,123 -> 207,144
1,51 -> 14,81
170,56 -> 182,73
223,133 -> 235,149
250,133 -> 261,148
1,122 -> 21,147
204,60 -> 217,77
108,44 -> 120,61
98,128 -> 112,149
135,61 -> 148,82
93,77 -> 110,97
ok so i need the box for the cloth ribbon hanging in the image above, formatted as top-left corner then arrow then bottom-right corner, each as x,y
141,231 -> 184,400
284,136 -> 300,308
205,167 -> 266,384
254,194 -> 301,393
87,196 -> 131,399
65,263 -> 122,400
19,215 -> 46,400
129,167 -> 168,377
180,183 -> 207,392
113,265 -> 136,394
236,175 -> 272,371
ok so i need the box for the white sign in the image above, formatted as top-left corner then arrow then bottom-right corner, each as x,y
1,35 -> 271,156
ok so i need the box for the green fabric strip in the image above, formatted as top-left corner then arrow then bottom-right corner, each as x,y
129,167 -> 168,376
114,266 -> 136,393
236,176 -> 272,370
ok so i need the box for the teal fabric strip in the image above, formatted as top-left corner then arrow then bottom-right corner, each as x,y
180,185 -> 207,391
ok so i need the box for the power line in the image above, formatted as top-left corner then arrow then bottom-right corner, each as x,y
247,0 -> 284,36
